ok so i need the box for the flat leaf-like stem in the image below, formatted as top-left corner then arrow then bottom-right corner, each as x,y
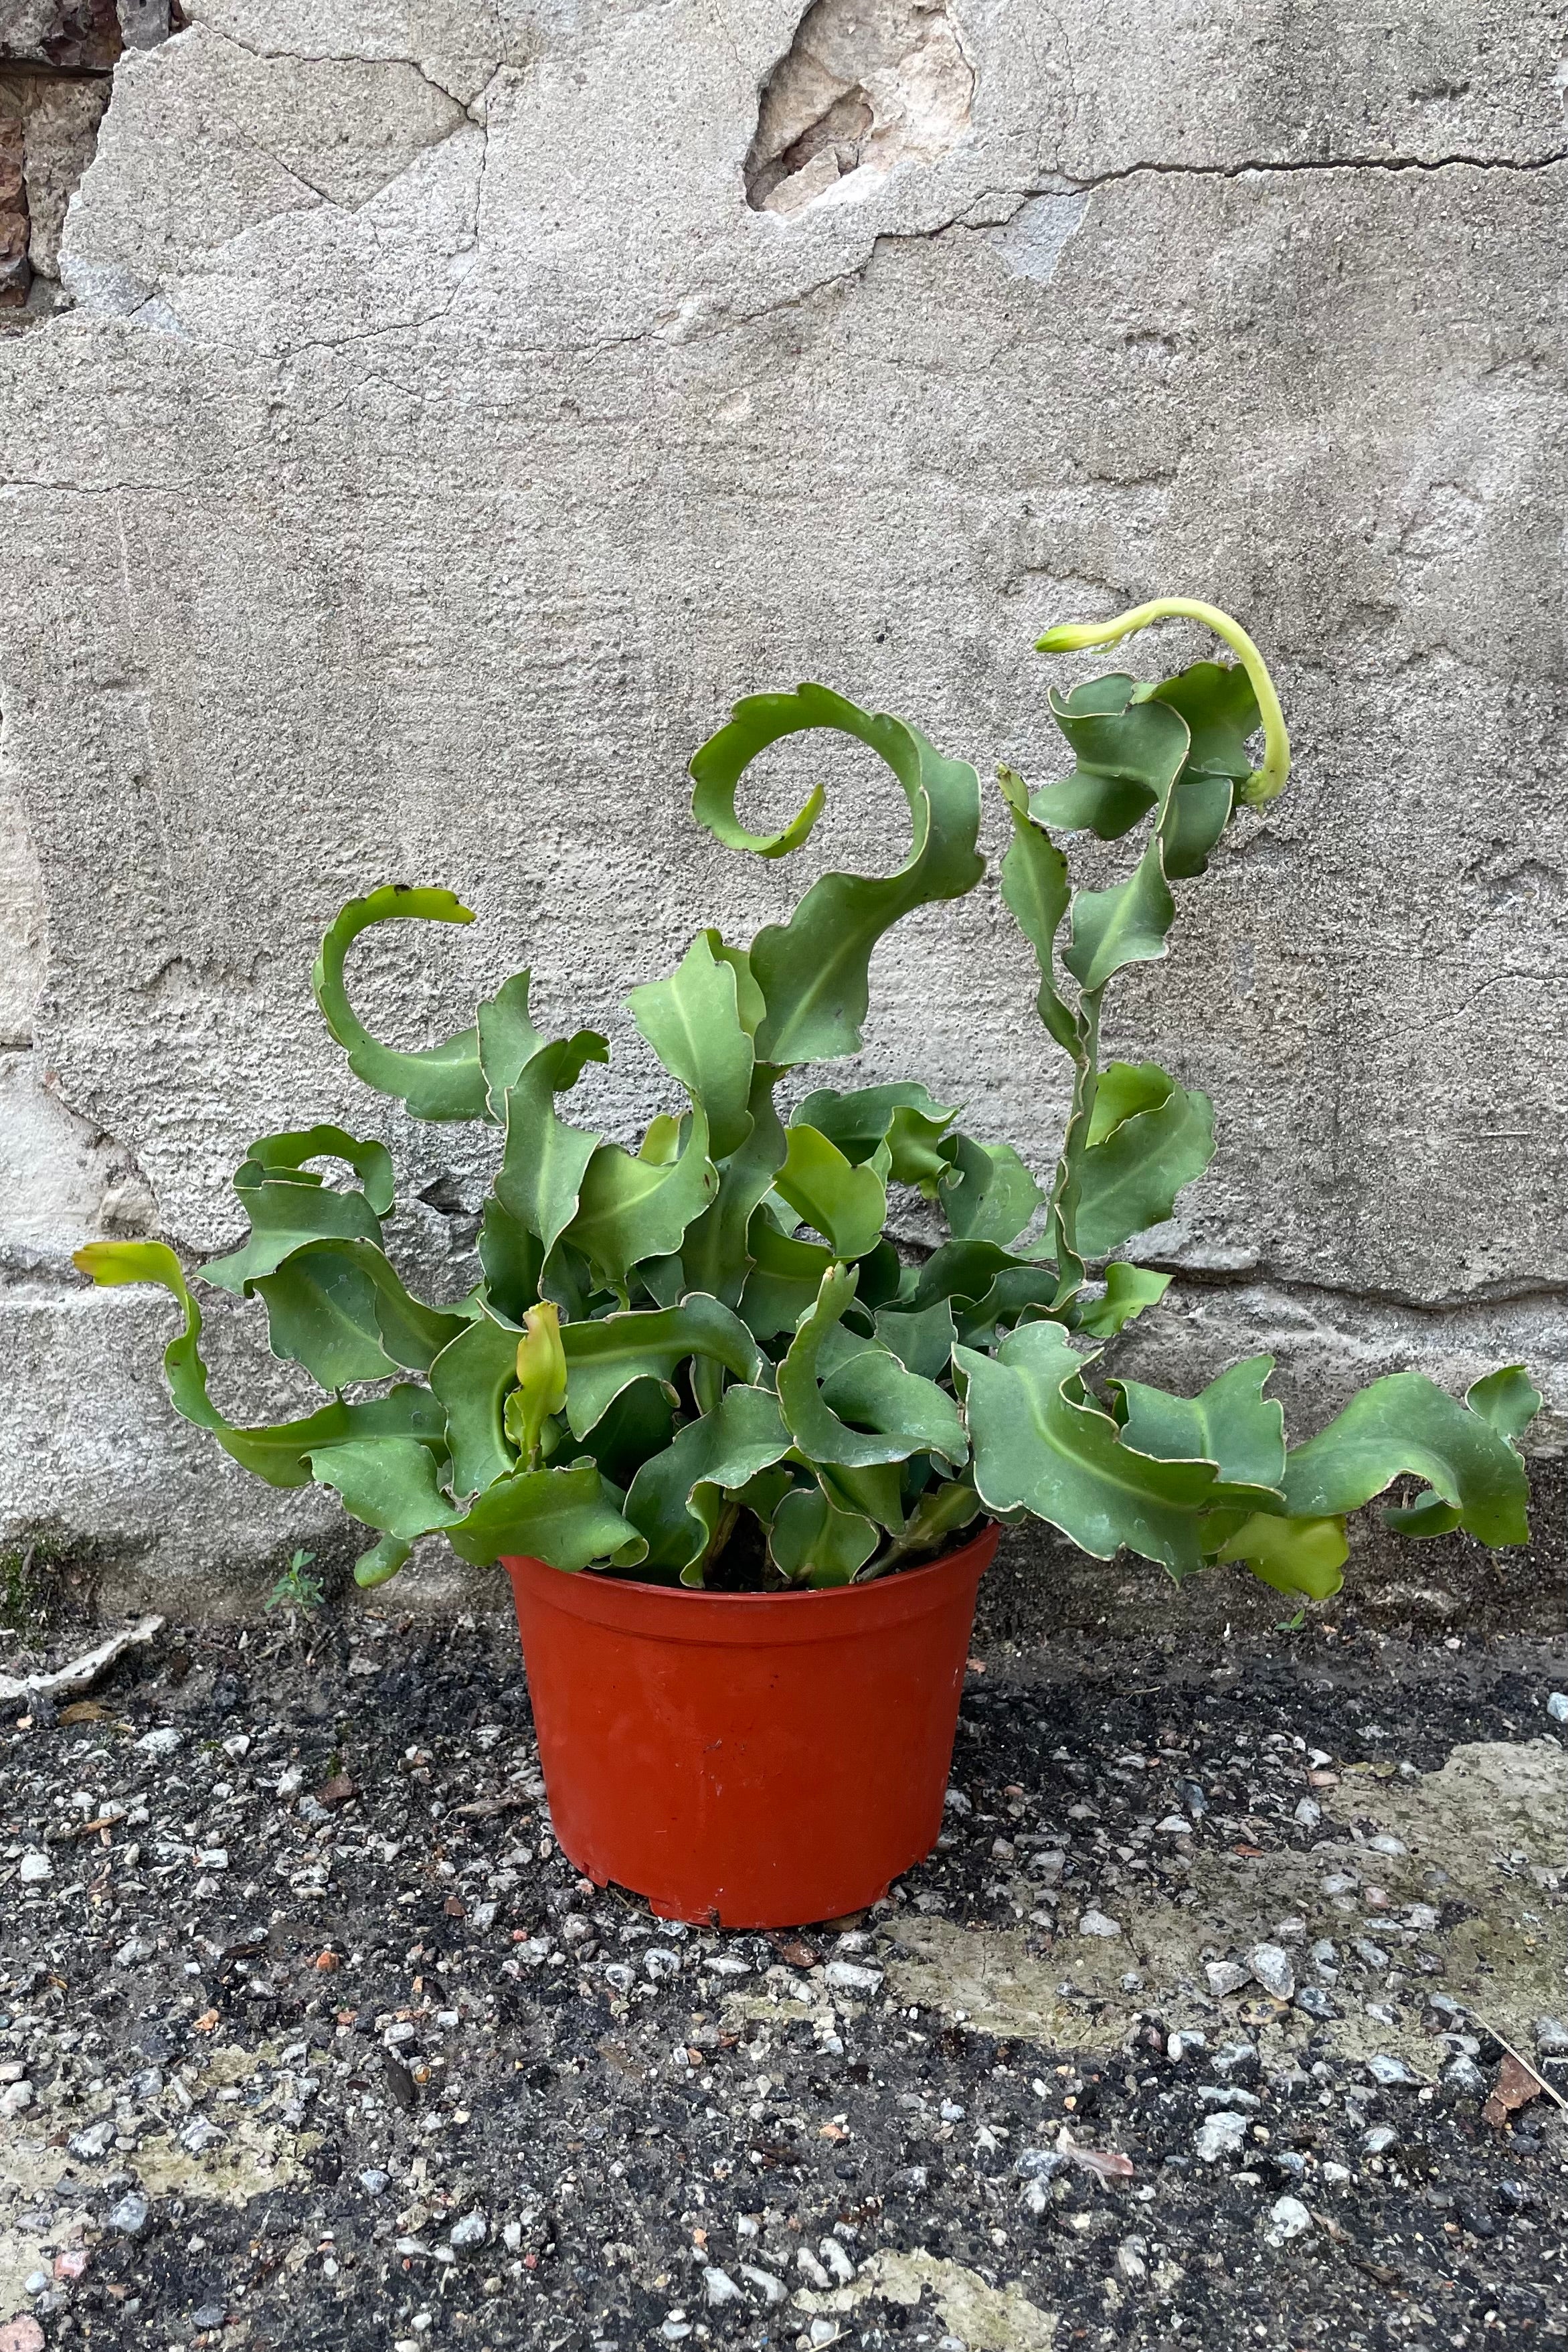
1036,597 -> 1291,806
689,683 -> 984,1066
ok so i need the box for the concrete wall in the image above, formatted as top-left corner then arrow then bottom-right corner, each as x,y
1,0 -> 1565,1608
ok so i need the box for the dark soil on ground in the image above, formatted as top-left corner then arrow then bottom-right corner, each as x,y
2,1588 -> 1565,2352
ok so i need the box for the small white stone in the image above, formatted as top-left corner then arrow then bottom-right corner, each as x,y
643,1948 -> 682,1983
1367,1833 -> 1407,1856
18,1851 -> 52,1884
448,2211 -> 487,2249
823,1960 -> 883,1993
1266,2195 -> 1312,2246
1078,1910 -> 1122,1939
1248,1944 -> 1295,2001
1545,1691 -> 1567,1724
1194,2111 -> 1249,2162
1292,1796 -> 1321,1829
1205,1960 -> 1249,1998
739,2264 -> 784,2304
1365,2053 -> 1421,2088
1363,2126 -> 1398,2154
1154,1815 -> 1193,1835
136,1728 -> 184,1757
703,2266 -> 743,2306
0,2081 -> 33,2118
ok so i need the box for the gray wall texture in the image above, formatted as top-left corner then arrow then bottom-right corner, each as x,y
1,0 -> 1565,1609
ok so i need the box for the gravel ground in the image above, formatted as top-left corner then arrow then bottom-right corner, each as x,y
2,1592 -> 1566,2352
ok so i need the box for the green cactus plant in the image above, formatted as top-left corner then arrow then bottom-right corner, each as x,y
77,606 -> 1539,1602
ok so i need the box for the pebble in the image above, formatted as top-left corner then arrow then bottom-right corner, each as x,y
1115,2238 -> 1148,2281
1546,1691 -> 1568,1725
359,2169 -> 391,2195
22,2274 -> 47,2301
448,2210 -> 487,2249
108,2191 -> 151,2236
1367,1833 -> 1407,1856
1205,1960 -> 1249,1998
1365,2054 -> 1421,2088
739,2264 -> 785,2304
1154,1815 -> 1192,1835
644,1948 -> 682,1983
1077,1911 -> 1122,1939
1194,2111 -> 1249,2162
703,2266 -> 743,2306
1266,2196 -> 1312,2246
1294,1987 -> 1338,2022
135,1728 -> 184,1756
179,2117 -> 227,2153
823,1960 -> 883,1993
1248,1943 -> 1295,2001
192,2305 -> 226,2330
1534,2015 -> 1568,2055
1363,2126 -> 1398,2154
0,2321 -> 47,2352
68,2118 -> 117,2161
0,2082 -> 33,2118
17,1851 -> 52,1885
1292,1797 -> 1321,1829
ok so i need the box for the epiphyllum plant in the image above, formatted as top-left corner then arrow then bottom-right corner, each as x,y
79,600 -> 1538,1604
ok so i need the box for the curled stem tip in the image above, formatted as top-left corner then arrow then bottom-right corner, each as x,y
1036,595 -> 1290,805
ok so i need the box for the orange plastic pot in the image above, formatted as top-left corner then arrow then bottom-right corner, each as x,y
503,1521 -> 998,1928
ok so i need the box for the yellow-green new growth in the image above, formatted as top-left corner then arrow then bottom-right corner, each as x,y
1037,596 -> 1291,806
507,1302 -> 568,1468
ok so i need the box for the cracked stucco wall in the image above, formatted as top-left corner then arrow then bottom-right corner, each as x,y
0,0 -> 1565,1606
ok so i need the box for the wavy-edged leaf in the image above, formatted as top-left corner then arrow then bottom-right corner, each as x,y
559,1294 -> 761,1440
775,1123 -> 888,1260
309,1436 -> 460,1541
1075,1062 -> 1215,1258
570,1376 -> 677,1491
73,1242 -> 445,1489
778,1264 -> 965,1472
474,969 -> 544,1114
251,1238 -> 470,1388
874,1298 -> 958,1381
565,1105 -> 717,1292
1282,1373 -> 1531,1547
679,1061 -> 788,1309
1073,1263 -> 1172,1339
492,1037 -> 605,1265
939,1135 -> 1043,1247
821,1347 -> 967,1470
355,1533 -> 414,1589
691,683 -> 984,1066
906,1238 -> 1038,1315
769,1486 -> 879,1588
1110,1356 -> 1286,1492
624,1384 -> 794,1580
1215,1511 -> 1346,1599
312,886 -> 491,1122
956,1319 -> 1222,1575
1382,1365 -> 1542,1538
628,933 -> 755,1160
446,1464 -> 645,1572
998,766 -> 1081,1061
860,1477 -> 982,1580
793,1082 -> 958,1173
242,1125 -> 396,1215
429,1312 -> 521,1497
738,1216 -> 843,1343
477,1195 -> 544,1325
203,1165 -> 384,1294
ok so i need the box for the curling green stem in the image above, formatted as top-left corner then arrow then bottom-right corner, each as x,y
1036,596 -> 1290,806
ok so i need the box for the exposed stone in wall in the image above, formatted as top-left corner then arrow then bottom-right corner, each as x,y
0,0 -> 168,317
746,0 -> 974,216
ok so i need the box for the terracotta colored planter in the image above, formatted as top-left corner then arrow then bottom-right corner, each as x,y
503,1521 -> 998,1928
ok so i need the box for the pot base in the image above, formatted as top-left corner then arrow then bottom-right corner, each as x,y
504,1526 -> 997,1930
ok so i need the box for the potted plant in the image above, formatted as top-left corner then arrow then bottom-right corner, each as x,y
78,598 -> 1538,1927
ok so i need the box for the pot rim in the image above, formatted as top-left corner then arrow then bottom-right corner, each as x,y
503,1517 -> 998,1647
